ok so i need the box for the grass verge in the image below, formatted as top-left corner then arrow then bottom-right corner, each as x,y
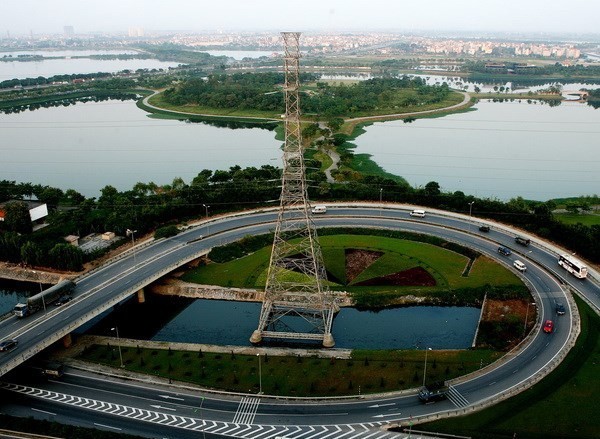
77,345 -> 501,397
420,295 -> 600,439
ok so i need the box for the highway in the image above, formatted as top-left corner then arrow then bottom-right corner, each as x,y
0,203 -> 598,438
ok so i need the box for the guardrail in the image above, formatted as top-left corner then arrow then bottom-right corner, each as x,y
0,248 -> 209,377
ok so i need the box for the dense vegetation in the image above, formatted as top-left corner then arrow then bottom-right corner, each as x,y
464,60 -> 600,78
1,157 -> 599,272
161,73 -> 454,117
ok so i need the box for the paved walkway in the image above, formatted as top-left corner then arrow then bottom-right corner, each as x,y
141,91 -> 280,122
344,91 -> 471,124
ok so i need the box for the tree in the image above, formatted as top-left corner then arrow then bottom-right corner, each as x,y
20,241 -> 42,266
48,243 -> 84,271
65,189 -> 86,206
2,201 -> 32,234
38,187 -> 64,209
424,181 -> 441,197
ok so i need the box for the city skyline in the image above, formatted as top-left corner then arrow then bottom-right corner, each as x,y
2,0 -> 600,36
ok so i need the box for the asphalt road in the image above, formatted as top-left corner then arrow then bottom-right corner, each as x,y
0,203 -> 597,438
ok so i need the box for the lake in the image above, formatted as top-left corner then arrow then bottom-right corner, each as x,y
0,53 -> 180,81
1,90 -> 599,200
0,99 -> 281,198
356,99 -> 600,200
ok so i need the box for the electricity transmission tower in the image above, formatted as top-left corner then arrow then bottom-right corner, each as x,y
250,32 -> 336,348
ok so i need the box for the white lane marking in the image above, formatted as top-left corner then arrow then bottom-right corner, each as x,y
94,422 -> 122,431
368,403 -> 395,408
150,404 -> 176,411
31,408 -> 56,416
159,394 -> 185,401
372,412 -> 402,418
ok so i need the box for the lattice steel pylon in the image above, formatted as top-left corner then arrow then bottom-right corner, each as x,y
250,32 -> 337,348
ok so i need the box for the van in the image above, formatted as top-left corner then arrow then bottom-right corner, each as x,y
410,209 -> 426,218
311,205 -> 327,214
513,260 -> 527,272
42,362 -> 64,378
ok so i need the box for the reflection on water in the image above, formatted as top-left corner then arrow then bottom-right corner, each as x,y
151,299 -> 480,350
355,99 -> 600,200
0,100 -> 281,198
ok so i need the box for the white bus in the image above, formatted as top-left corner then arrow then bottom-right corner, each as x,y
558,254 -> 588,279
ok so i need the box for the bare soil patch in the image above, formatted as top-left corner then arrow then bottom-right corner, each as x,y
483,299 -> 530,322
345,249 -> 383,282
355,267 -> 436,287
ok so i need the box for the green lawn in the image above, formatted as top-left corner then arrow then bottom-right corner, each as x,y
78,345 -> 501,397
421,296 -> 600,439
182,234 -> 521,300
554,212 -> 600,227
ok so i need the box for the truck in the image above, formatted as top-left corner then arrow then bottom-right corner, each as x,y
13,280 -> 75,318
515,236 -> 531,246
418,384 -> 448,403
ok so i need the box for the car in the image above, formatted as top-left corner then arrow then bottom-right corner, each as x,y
498,246 -> 512,256
479,225 -> 490,232
513,260 -> 527,272
555,302 -> 566,315
311,205 -> 327,214
0,339 -> 18,352
54,296 -> 72,306
410,209 -> 426,218
543,320 -> 554,333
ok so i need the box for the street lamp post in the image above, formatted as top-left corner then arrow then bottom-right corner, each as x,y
111,327 -> 124,368
468,201 -> 475,231
202,204 -> 210,235
379,188 -> 383,216
422,347 -> 432,387
32,270 -> 46,313
523,302 -> 536,337
256,353 -> 262,394
126,229 -> 137,266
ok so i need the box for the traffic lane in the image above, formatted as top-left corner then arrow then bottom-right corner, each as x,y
0,391 -> 217,439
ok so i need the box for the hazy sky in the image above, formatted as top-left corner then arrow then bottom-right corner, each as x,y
3,0 -> 599,36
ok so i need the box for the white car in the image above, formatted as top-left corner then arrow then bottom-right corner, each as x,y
513,260 -> 527,272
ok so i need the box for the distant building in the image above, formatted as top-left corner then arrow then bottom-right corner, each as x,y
64,26 -> 74,37
64,235 -> 80,246
102,231 -> 115,241
128,27 -> 145,37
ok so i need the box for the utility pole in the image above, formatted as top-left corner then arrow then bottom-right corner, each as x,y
250,32 -> 337,348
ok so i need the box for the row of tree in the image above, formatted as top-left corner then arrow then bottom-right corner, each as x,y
1,161 -> 599,272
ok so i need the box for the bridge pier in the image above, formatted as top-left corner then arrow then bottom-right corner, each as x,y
137,288 -> 145,304
62,333 -> 72,348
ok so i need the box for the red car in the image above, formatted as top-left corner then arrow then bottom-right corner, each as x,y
543,320 -> 554,333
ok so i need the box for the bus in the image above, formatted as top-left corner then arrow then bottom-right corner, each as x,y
558,254 -> 588,279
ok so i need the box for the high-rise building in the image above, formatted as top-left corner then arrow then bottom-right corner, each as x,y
128,27 -> 145,37
64,26 -> 74,37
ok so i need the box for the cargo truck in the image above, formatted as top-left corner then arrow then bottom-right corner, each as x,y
13,280 -> 75,318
